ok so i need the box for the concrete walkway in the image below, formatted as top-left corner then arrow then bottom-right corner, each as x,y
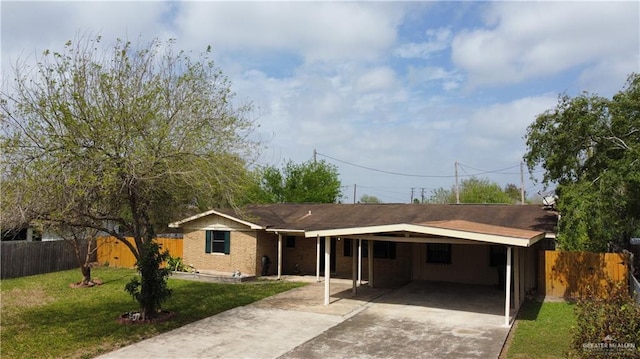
96,279 -> 389,359
96,280 -> 510,359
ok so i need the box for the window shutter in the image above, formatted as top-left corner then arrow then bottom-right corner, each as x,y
205,230 -> 212,253
223,231 -> 230,254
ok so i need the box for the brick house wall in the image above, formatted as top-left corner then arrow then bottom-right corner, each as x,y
280,237 -> 412,285
411,243 -> 500,285
255,231 -> 278,276
181,215 -> 260,275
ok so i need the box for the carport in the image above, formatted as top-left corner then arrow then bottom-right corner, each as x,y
306,220 -> 546,327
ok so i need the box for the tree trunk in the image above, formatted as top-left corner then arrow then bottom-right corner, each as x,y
81,264 -> 92,286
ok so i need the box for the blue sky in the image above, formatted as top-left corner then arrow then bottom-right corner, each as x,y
2,1 -> 639,203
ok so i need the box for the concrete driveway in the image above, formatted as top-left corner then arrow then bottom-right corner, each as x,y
281,281 -> 510,359
97,279 -> 510,359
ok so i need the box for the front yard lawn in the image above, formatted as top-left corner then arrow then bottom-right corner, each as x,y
505,299 -> 576,358
1,267 -> 305,358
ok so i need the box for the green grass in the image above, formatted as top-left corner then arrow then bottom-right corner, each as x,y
0,267 -> 306,359
506,299 -> 576,358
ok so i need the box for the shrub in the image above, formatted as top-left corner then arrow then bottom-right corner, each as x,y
570,280 -> 640,358
124,241 -> 172,320
167,255 -> 186,272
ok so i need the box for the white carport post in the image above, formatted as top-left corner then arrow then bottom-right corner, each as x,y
277,233 -> 283,280
324,236 -> 331,305
514,247 -> 520,312
357,239 -> 363,286
504,246 -> 512,327
519,247 -> 526,308
352,237 -> 358,295
316,235 -> 320,282
368,239 -> 374,288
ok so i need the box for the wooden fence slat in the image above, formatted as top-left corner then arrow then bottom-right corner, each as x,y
95,237 -> 183,269
540,250 -> 629,299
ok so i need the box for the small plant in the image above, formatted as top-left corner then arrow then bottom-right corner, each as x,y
569,281 -> 640,358
167,255 -> 186,272
124,241 -> 172,320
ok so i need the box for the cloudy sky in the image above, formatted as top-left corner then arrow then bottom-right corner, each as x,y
2,1 -> 638,203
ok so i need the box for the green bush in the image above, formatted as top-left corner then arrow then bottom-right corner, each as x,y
167,255 -> 186,272
124,241 -> 172,320
570,281 -> 640,358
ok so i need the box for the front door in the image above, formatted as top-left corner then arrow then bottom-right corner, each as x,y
319,237 -> 336,273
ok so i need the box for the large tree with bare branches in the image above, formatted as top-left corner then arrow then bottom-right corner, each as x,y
1,36 -> 259,319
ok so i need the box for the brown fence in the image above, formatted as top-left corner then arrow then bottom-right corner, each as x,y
539,250 -> 629,298
1,240 -> 92,279
96,237 -> 183,268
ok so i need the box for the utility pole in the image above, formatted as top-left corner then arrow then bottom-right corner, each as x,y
410,187 -> 415,203
455,161 -> 460,204
520,162 -> 525,204
421,188 -> 425,204
313,149 -> 317,163
353,184 -> 357,204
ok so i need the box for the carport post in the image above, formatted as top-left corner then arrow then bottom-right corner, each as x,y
504,246 -> 512,327
324,236 -> 331,305
368,239 -> 374,288
316,235 -> 320,282
277,233 -> 282,280
514,247 -> 520,311
357,239 -> 362,286
352,237 -> 357,295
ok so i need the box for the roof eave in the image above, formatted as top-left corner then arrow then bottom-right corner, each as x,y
304,223 -> 546,247
169,209 -> 264,230
265,228 -> 306,234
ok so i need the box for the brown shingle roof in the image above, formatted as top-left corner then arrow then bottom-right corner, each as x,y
420,220 -> 544,239
217,203 -> 557,233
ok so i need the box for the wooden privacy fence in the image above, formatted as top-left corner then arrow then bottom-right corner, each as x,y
1,240 -> 92,279
539,250 -> 629,299
96,237 -> 183,268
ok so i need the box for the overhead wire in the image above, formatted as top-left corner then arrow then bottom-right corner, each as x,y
317,151 -> 526,179
316,152 -> 456,178
457,162 -> 521,175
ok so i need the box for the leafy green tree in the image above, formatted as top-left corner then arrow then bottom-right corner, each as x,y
427,178 -> 515,204
249,160 -> 342,203
0,36 -> 258,319
503,183 -> 522,203
460,178 -> 514,204
427,187 -> 456,204
359,194 -> 382,204
524,73 -> 640,251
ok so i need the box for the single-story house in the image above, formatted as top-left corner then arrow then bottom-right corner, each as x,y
169,203 -> 557,326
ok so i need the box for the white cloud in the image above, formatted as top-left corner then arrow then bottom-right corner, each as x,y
354,67 -> 398,93
1,2 -> 173,70
406,66 -> 462,91
462,95 -> 558,165
451,2 -> 639,90
394,27 -> 452,59
3,1 -> 606,202
173,2 -> 405,63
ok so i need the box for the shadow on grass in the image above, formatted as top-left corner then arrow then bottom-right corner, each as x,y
516,299 -> 544,321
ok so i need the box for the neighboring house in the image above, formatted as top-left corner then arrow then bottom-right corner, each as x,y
169,203 -> 557,325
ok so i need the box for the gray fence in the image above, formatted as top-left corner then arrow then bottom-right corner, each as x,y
1,240 -> 93,279
631,273 -> 640,304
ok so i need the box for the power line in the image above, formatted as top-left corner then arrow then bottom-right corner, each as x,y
317,151 -> 527,179
317,152 -> 456,178
457,162 -> 521,175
